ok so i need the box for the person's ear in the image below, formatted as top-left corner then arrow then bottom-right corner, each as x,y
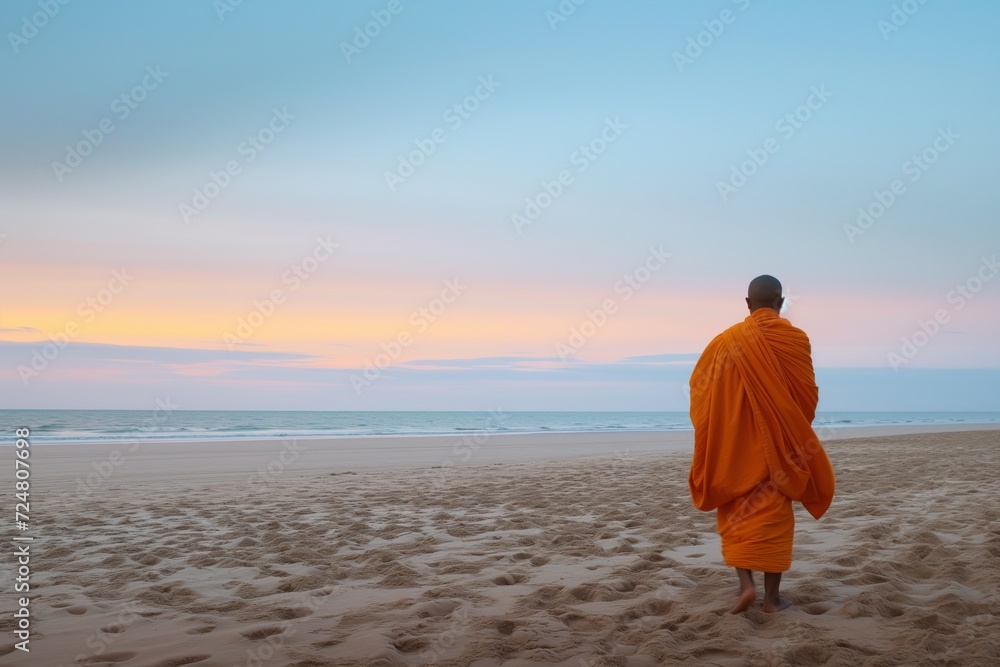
745,297 -> 752,311
777,297 -> 785,312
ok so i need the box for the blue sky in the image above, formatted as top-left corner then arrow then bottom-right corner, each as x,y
1,0 -> 998,410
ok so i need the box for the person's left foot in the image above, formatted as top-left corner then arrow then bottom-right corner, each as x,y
729,586 -> 756,614
763,597 -> 792,613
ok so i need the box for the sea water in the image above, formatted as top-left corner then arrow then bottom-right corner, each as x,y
2,410 -> 998,444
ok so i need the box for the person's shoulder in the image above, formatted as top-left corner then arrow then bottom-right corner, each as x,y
706,325 -> 736,350
783,319 -> 811,341
779,318 -> 813,351
698,323 -> 738,359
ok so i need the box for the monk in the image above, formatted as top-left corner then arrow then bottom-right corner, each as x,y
688,275 -> 835,613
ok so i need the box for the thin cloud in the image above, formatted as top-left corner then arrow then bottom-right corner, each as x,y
0,340 -> 319,364
620,353 -> 701,364
403,356 -> 567,369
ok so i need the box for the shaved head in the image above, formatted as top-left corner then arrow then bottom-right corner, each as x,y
746,275 -> 784,313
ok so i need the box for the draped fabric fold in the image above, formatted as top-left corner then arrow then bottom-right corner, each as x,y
688,308 -> 835,572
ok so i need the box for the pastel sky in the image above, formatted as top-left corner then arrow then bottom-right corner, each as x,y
2,0 -> 998,411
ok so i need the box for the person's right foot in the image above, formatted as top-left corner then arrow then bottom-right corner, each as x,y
763,596 -> 792,613
729,586 -> 756,614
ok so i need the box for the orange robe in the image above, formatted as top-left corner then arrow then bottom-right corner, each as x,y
688,308 -> 835,573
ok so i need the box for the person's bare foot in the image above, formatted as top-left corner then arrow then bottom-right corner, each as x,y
730,586 -> 756,614
762,572 -> 789,613
730,568 -> 756,614
763,597 -> 792,613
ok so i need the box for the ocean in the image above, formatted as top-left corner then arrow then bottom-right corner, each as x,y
2,410 -> 999,445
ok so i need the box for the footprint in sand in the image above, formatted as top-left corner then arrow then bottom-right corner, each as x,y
392,636 -> 430,653
241,626 -> 288,640
65,606 -> 88,615
411,599 -> 463,618
150,656 -> 213,667
610,578 -> 640,593
803,602 -> 836,615
186,626 -> 215,635
784,644 -> 834,664
99,624 -> 127,634
275,606 -> 314,620
492,573 -> 528,586
495,619 -> 522,635
78,651 -> 137,664
558,612 -> 611,632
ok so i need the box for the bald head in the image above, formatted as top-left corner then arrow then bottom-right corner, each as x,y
746,275 -> 783,313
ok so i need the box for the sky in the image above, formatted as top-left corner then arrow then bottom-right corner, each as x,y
1,0 -> 998,411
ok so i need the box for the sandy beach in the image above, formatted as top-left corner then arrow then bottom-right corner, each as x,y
3,426 -> 999,666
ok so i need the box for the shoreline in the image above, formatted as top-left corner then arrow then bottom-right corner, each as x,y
13,419 -> 1000,447
11,423 -> 1000,489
